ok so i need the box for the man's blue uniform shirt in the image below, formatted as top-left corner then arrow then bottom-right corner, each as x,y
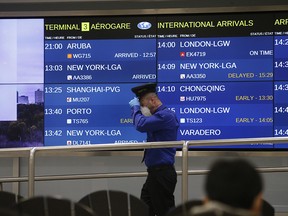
131,104 -> 179,168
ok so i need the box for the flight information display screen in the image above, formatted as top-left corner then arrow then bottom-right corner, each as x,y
0,11 -> 288,149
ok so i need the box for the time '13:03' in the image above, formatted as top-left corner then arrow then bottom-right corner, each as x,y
45,64 -> 63,71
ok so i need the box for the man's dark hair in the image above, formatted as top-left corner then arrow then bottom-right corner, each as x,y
205,158 -> 263,209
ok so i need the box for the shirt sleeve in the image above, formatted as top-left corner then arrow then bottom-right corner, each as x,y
131,106 -> 173,133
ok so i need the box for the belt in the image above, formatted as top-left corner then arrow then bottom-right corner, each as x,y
147,164 -> 174,172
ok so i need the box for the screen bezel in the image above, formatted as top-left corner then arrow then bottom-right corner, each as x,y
1,3 -> 288,151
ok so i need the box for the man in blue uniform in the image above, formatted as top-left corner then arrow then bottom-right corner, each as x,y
129,83 -> 179,216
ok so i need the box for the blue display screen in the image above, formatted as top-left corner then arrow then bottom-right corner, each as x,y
1,12 -> 288,149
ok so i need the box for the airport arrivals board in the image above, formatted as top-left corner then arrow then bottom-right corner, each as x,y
43,12 -> 288,148
1,11 -> 288,148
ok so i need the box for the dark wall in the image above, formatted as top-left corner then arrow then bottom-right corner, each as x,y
0,0 -> 288,17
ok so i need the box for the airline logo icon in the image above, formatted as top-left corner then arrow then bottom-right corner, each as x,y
137,22 -> 152,30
